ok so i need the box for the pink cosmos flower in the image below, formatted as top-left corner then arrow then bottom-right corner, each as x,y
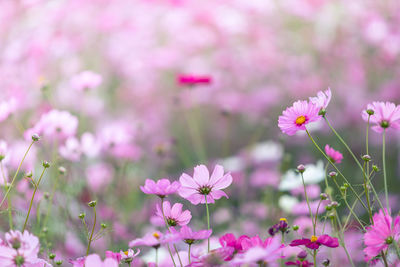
59,137 -> 82,161
105,251 -> 121,263
309,88 -> 332,110
140,178 -> 181,198
278,101 -> 321,136
156,201 -> 192,226
84,254 -> 118,267
362,102 -> 400,133
176,225 -> 212,245
24,110 -> 78,141
364,209 -> 400,261
231,236 -> 284,265
324,145 -> 343,164
70,70 -> 103,91
179,164 -> 232,205
177,74 -> 212,86
217,233 -> 250,261
0,230 -> 50,267
0,98 -> 17,123
129,231 -> 164,248
290,234 -> 339,250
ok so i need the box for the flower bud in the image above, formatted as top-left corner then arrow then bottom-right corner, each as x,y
78,213 -> 85,219
49,253 -> 56,260
362,155 -> 371,162
372,165 -> 379,172
320,193 -> 328,200
42,227 -> 48,234
328,172 -> 337,178
297,250 -> 308,259
327,212 -> 335,219
318,109 -> 327,116
44,192 -> 50,200
292,225 -> 299,231
0,155 -> 5,162
88,200 -> 97,207
322,259 -> 330,266
340,186 -> 347,193
101,223 -> 107,229
26,171 -> 33,178
32,134 -> 40,142
366,109 -> 374,116
55,260 -> 63,265
330,201 -> 338,208
343,183 -> 349,188
58,166 -> 66,175
297,164 -> 306,173
325,205 -> 332,211
42,161 -> 50,168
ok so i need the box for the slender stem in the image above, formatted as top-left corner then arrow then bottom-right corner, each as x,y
394,241 -> 400,260
300,172 -> 315,234
382,130 -> 389,209
86,206 -> 97,256
0,141 -> 35,209
188,244 -> 191,264
160,198 -> 177,267
314,199 -> 323,229
323,116 -> 363,171
155,247 -> 158,266
2,163 -> 13,229
381,251 -> 389,267
363,162 -> 373,224
313,250 -> 317,266
22,167 -> 46,231
205,195 -> 211,252
305,129 -> 368,211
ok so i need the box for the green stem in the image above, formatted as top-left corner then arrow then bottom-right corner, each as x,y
305,129 -> 368,211
300,172 -> 315,235
381,251 -> 389,267
155,247 -> 158,266
160,198 -> 177,267
86,206 -> 97,256
382,130 -> 389,209
22,167 -> 46,231
313,250 -> 317,266
0,163 -> 13,229
324,116 -> 363,171
188,244 -> 191,264
363,162 -> 373,224
0,141 -> 35,209
205,195 -> 210,252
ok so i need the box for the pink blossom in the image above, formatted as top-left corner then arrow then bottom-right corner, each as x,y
140,178 -> 180,198
309,88 -> 332,110
232,236 -> 284,265
290,234 -> 339,250
156,201 -> 192,226
175,225 -> 212,245
362,102 -> 400,133
278,100 -> 321,136
83,254 -> 118,267
179,164 -> 232,205
24,110 -> 78,141
120,248 -> 140,262
129,231 -> 164,248
0,97 -> 17,123
364,209 -> 400,261
324,145 -> 343,164
70,70 -> 102,91
86,163 -> 114,193
59,137 -> 82,161
217,233 -> 250,261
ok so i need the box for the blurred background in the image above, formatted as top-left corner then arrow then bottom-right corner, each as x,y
0,0 -> 400,265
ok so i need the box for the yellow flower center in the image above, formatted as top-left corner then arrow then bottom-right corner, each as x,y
153,232 -> 160,239
295,115 -> 306,126
124,251 -> 129,256
279,218 -> 287,222
311,235 -> 318,242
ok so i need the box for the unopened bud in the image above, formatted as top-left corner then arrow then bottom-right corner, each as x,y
88,200 -> 97,208
42,161 -> 50,168
32,134 -> 40,142
101,223 -> 107,229
58,166 -> 66,175
78,213 -> 85,219
328,172 -> 337,178
318,109 -> 327,116
292,225 -> 299,231
362,155 -> 371,162
320,193 -> 328,200
322,259 -> 330,266
366,109 -> 374,116
49,253 -> 56,260
297,164 -> 306,173
55,260 -> 63,265
330,201 -> 338,208
372,165 -> 379,172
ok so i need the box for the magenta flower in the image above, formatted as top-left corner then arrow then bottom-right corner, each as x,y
278,101 -> 321,136
309,88 -> 332,110
364,209 -> 400,261
286,260 -> 314,266
289,234 -> 339,250
177,74 -> 212,86
362,101 -> 400,133
140,178 -> 180,198
217,233 -> 250,261
105,251 -> 121,263
70,70 -> 103,91
156,201 -> 192,226
324,145 -> 343,164
179,164 -> 232,205
120,249 -> 140,263
231,236 -> 284,265
176,225 -> 212,245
